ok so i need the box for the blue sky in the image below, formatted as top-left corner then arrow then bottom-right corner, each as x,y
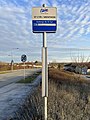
0,0 -> 90,63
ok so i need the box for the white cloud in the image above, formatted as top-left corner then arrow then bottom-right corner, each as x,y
81,15 -> 90,24
79,27 -> 85,34
86,27 -> 90,34
0,0 -> 90,62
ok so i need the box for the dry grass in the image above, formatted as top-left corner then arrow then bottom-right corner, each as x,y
48,68 -> 90,120
8,88 -> 43,120
17,71 -> 41,83
49,68 -> 85,82
8,68 -> 90,120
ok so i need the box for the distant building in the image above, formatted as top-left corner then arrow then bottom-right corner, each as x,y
18,61 -> 42,68
64,63 -> 88,75
64,63 -> 75,72
75,66 -> 87,74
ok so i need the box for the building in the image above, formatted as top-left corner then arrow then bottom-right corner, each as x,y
64,63 -> 88,75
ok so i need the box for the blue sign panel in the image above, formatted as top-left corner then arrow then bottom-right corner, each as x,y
32,20 -> 57,32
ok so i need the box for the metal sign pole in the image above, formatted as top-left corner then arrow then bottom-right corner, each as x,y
11,63 -> 13,72
11,51 -> 13,72
24,62 -> 25,80
42,31 -> 48,120
11,60 -> 14,72
21,54 -> 27,80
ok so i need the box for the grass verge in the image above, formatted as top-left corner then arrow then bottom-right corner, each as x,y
0,71 -> 11,74
17,71 -> 41,83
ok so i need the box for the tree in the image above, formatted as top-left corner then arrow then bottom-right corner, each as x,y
71,53 -> 90,74
35,61 -> 38,64
58,63 -> 61,70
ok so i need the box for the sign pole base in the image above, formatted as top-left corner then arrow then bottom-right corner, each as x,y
44,97 -> 48,120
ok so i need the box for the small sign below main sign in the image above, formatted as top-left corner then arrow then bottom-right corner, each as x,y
32,7 -> 57,33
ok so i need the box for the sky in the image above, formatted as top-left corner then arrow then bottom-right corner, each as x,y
0,0 -> 90,63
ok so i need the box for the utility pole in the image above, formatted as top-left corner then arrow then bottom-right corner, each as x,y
11,48 -> 19,72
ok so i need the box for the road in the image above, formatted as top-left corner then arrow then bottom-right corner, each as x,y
81,74 -> 90,81
0,68 -> 41,88
0,69 -> 41,120
79,74 -> 90,83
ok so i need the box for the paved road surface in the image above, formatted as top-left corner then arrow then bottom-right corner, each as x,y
0,74 -> 42,120
0,68 -> 41,88
81,75 -> 90,81
0,68 -> 41,120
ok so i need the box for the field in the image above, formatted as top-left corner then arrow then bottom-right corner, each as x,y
9,68 -> 90,120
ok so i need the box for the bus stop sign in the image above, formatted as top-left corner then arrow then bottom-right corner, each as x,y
32,7 -> 57,33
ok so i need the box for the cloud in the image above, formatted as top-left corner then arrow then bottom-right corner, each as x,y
79,27 -> 85,34
0,0 -> 90,62
55,0 -> 90,40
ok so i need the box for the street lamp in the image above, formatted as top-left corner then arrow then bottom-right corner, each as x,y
9,48 -> 19,71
